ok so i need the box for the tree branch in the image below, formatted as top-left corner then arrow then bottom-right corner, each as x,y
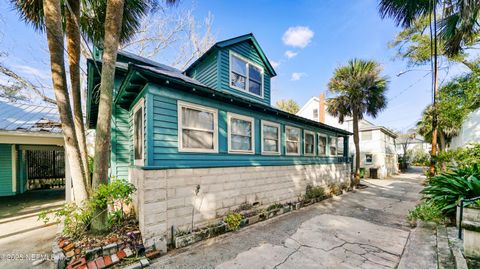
0,63 -> 56,105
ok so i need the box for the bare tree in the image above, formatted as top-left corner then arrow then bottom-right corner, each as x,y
120,8 -> 215,69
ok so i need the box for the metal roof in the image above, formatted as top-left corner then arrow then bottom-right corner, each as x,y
0,101 -> 62,133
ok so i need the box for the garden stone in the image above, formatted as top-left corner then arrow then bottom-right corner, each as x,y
140,258 -> 150,267
124,247 -> 134,258
102,243 -> 117,256
111,254 -> 120,264
86,247 -> 102,260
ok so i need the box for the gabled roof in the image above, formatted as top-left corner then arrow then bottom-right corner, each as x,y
0,101 -> 61,133
185,33 -> 277,76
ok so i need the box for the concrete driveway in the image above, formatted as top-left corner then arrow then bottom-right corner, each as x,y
152,168 -> 428,269
0,189 -> 63,269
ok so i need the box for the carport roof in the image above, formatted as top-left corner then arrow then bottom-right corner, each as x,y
0,101 -> 61,133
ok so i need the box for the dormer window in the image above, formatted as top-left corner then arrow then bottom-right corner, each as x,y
230,52 -> 264,97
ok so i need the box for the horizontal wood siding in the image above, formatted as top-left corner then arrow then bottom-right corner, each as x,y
112,105 -> 131,179
146,85 -> 348,169
186,52 -> 218,89
218,42 -> 271,106
0,144 -> 14,196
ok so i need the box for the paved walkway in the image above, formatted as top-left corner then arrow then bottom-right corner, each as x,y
0,189 -> 63,269
152,168 -> 428,269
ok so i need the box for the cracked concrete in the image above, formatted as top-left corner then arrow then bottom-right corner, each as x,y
152,168 -> 425,269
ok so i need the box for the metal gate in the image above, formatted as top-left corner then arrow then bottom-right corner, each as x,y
26,149 -> 65,190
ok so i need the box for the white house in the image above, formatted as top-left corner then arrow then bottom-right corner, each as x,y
395,131 -> 431,157
297,94 -> 399,179
450,108 -> 480,149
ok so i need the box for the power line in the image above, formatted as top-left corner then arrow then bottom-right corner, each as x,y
388,72 -> 431,102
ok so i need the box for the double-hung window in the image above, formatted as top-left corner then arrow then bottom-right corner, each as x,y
337,136 -> 344,156
228,113 -> 254,154
285,126 -> 301,155
261,121 -> 280,155
318,134 -> 327,156
329,136 -> 337,156
230,52 -> 263,97
178,101 -> 218,153
304,130 -> 315,156
133,98 -> 144,165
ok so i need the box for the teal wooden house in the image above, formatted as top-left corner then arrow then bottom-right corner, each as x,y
86,34 -> 351,249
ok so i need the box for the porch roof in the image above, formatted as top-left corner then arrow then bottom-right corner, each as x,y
0,101 -> 61,133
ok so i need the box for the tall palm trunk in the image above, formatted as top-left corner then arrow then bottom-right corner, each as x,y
91,0 -> 125,232
65,0 -> 90,192
43,0 -> 88,203
352,112 -> 361,186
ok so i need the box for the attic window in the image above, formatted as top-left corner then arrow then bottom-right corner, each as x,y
230,52 -> 263,97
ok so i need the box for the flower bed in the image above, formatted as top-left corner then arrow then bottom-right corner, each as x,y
171,183 -> 349,250
53,219 -> 161,269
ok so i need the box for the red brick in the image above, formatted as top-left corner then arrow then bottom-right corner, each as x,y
58,239 -> 66,248
116,250 -> 126,260
103,256 -> 112,267
87,261 -> 97,269
75,248 -> 81,255
67,257 -> 86,269
95,257 -> 105,269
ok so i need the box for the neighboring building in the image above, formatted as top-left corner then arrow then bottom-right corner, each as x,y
450,109 -> 480,149
395,132 -> 431,157
297,94 -> 398,179
86,34 -> 352,250
0,101 -> 70,199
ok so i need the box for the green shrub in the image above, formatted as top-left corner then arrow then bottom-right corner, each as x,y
422,165 -> 480,217
38,179 -> 136,237
305,184 -> 326,200
437,143 -> 480,169
224,212 -> 242,231
327,183 -> 342,196
407,202 -> 446,224
266,203 -> 283,211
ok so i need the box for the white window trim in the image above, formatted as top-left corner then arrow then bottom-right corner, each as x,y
133,98 -> 145,166
303,130 -> 316,156
261,120 -> 281,155
365,153 -> 373,165
227,112 -> 255,154
229,51 -> 264,98
177,101 -> 219,153
318,134 -> 328,156
285,125 -> 301,156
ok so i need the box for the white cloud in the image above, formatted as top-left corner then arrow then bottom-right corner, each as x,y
270,60 -> 281,69
284,50 -> 298,59
12,64 -> 50,80
291,72 -> 307,81
282,26 -> 314,48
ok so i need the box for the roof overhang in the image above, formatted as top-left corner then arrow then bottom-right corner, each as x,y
116,63 -> 351,136
0,130 -> 64,145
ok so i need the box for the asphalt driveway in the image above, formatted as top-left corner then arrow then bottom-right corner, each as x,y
152,168 -> 428,269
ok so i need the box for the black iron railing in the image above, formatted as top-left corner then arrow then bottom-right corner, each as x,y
458,195 -> 480,239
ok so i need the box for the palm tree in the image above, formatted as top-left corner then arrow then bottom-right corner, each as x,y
327,59 -> 388,186
10,0 -> 165,199
42,0 -> 89,203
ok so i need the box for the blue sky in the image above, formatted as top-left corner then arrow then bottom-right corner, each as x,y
0,0 -> 470,132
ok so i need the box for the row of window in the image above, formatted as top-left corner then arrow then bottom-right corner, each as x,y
177,101 -> 345,156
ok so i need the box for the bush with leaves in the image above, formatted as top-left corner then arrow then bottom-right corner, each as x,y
422,165 -> 480,217
437,143 -> 480,170
39,179 -> 136,237
305,184 -> 326,200
407,201 -> 446,224
224,212 -> 242,231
